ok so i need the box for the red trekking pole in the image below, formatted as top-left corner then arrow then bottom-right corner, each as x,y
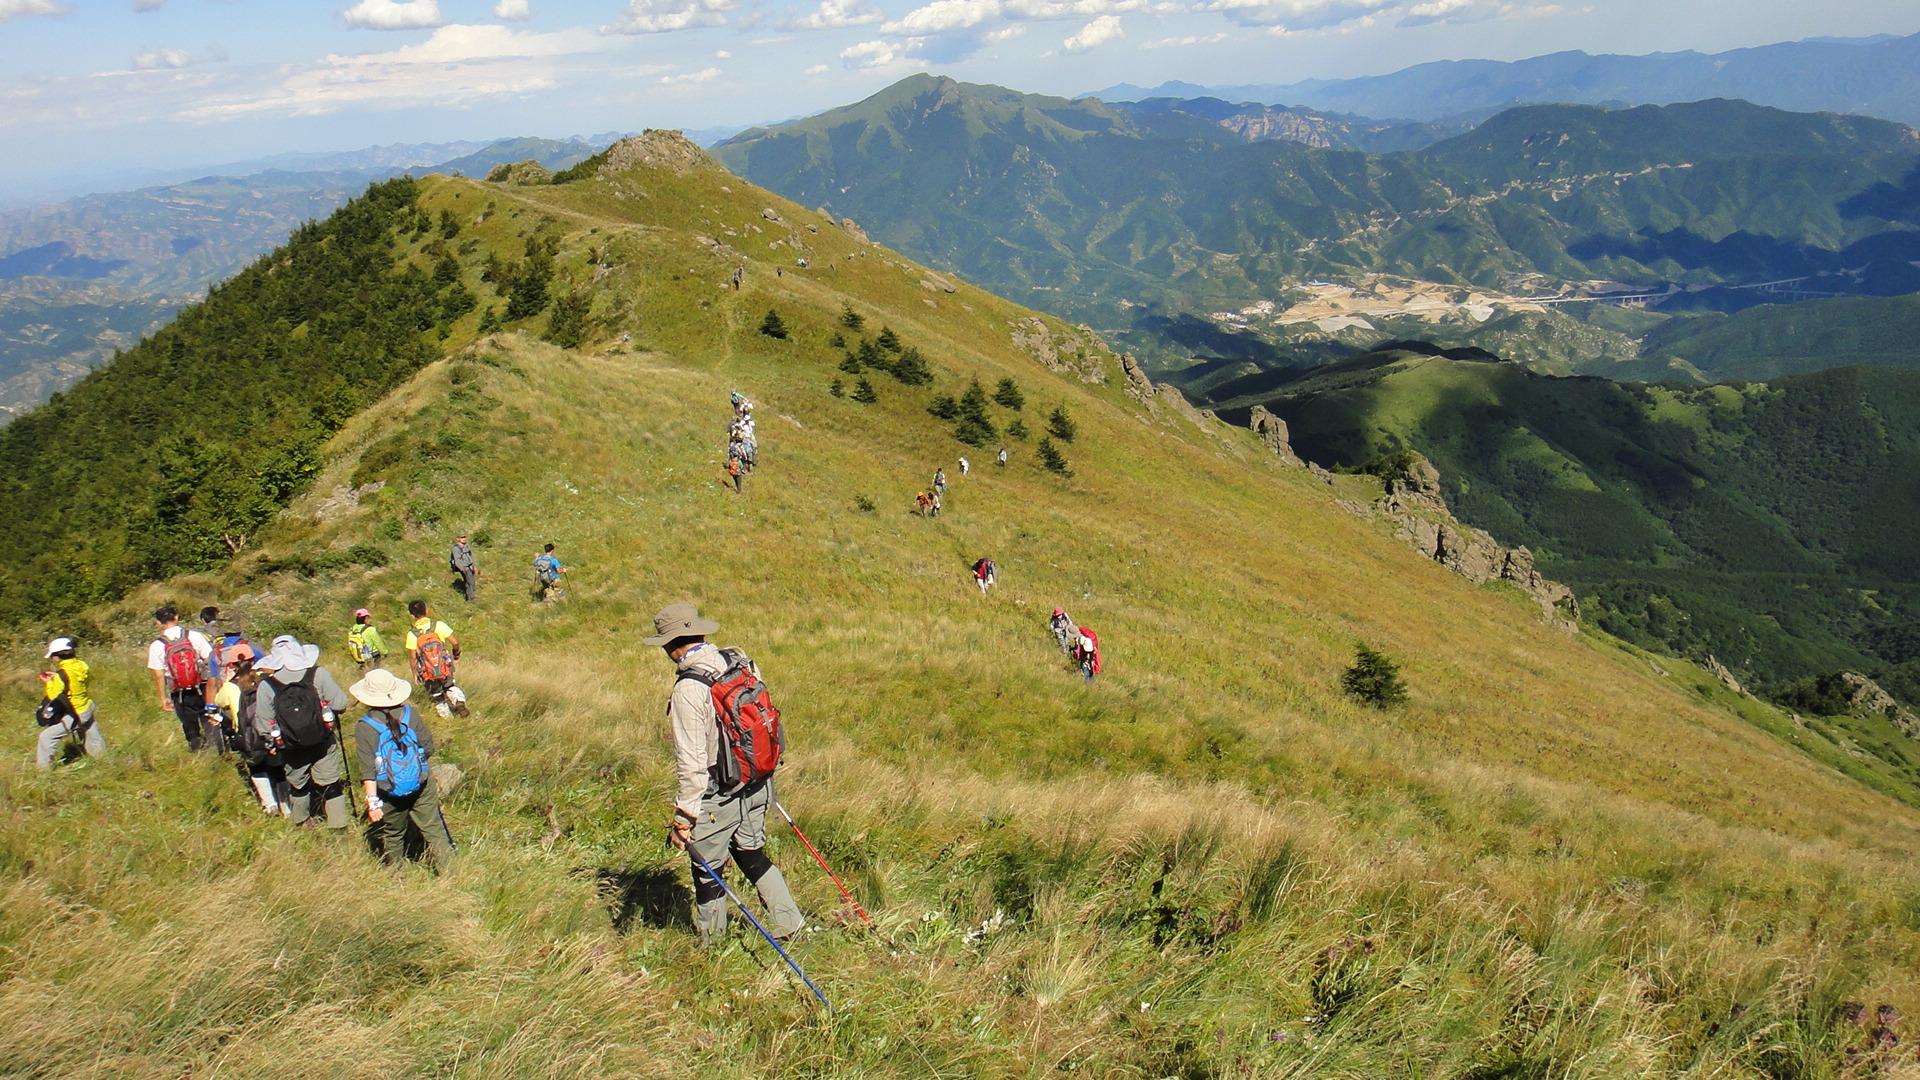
774,800 -> 877,933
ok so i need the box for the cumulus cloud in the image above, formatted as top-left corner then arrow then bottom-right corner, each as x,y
660,66 -> 722,83
880,0 -> 998,36
780,0 -> 882,31
341,0 -> 447,30
839,38 -> 915,69
494,0 -> 533,19
804,62 -> 828,73
0,0 -> 66,24
131,43 -> 228,70
603,0 -> 736,33
1061,13 -> 1121,51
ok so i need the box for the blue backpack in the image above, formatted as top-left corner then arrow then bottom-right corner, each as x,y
371,706 -> 429,798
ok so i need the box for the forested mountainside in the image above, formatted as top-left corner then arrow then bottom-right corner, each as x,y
717,76 -> 1920,373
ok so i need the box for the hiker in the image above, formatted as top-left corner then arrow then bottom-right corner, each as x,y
997,447 -> 1008,467
254,635 -> 351,830
648,602 -> 805,946
351,668 -> 456,872
1073,627 -> 1102,683
533,543 -> 567,603
933,468 -> 947,497
730,266 -> 744,291
972,557 -> 997,596
200,606 -> 226,693
36,637 -> 104,768
213,646 -> 286,815
405,600 -> 468,718
347,608 -> 387,673
1050,607 -> 1076,654
728,456 -> 743,495
450,534 -> 479,603
958,456 -> 969,477
930,489 -> 943,518
915,491 -> 932,516
148,605 -> 216,752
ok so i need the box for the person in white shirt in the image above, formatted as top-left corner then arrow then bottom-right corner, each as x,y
147,605 -> 216,752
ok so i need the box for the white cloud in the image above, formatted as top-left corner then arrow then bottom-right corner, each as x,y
839,38 -> 907,68
1062,13 -> 1122,50
660,66 -> 722,83
0,0 -> 66,24
984,23 -> 1023,41
1140,30 -> 1227,46
804,62 -> 828,73
603,0 -> 736,33
881,0 -> 999,35
171,24 -> 619,121
494,0 -> 533,20
132,0 -> 166,11
131,44 -> 228,70
341,0 -> 447,31
781,0 -> 882,31
1194,0 -> 1535,29
1005,0 -> 1147,16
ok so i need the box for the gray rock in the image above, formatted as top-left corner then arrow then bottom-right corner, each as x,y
1246,405 -> 1302,465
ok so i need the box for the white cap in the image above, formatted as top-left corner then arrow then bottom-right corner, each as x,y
45,637 -> 73,657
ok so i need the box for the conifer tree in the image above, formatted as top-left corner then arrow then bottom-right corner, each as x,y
876,325 -> 901,352
993,376 -> 1025,411
852,377 -> 878,403
927,394 -> 959,420
1342,644 -> 1408,707
759,308 -> 789,339
1036,437 -> 1071,476
839,303 -> 865,331
829,378 -> 844,397
1006,418 -> 1029,440
892,345 -> 933,386
1047,404 -> 1077,442
547,290 -> 590,349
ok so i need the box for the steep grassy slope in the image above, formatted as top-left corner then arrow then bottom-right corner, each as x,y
5,141 -> 1920,1078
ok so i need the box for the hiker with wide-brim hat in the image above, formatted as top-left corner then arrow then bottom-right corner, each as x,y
349,669 -> 455,871
254,634 -> 352,830
649,602 -> 805,946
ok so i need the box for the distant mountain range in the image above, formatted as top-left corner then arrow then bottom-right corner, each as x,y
1092,32 -> 1920,125
718,76 -> 1920,376
0,135 -> 619,421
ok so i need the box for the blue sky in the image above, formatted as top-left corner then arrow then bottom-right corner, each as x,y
1,0 -> 1916,198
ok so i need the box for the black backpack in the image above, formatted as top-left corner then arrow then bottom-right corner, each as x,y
274,668 -> 329,748
228,685 -> 275,766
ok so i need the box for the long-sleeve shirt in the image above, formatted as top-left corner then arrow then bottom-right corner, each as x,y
450,542 -> 477,572
252,666 -> 349,736
668,643 -> 728,822
355,707 -> 437,784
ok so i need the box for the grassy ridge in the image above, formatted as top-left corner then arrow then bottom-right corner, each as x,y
4,156 -> 1920,1076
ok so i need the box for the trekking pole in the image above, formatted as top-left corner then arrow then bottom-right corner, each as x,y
333,710 -> 360,821
686,849 -> 832,1013
774,801 -> 877,934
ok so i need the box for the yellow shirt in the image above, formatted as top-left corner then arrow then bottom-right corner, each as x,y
44,658 -> 91,712
404,618 -> 456,652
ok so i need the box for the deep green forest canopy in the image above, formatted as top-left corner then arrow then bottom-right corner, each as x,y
0,177 -> 448,624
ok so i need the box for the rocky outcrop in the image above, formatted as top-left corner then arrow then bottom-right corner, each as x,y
839,218 -> 871,243
1360,452 -> 1578,625
487,160 -> 553,185
1246,405 -> 1303,466
1011,317 -> 1110,385
1837,672 -> 1920,738
1120,353 -> 1156,402
601,129 -> 720,176
1705,655 -> 1747,696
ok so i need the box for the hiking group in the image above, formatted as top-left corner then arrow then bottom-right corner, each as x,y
726,392 -> 756,494
1051,606 -> 1101,682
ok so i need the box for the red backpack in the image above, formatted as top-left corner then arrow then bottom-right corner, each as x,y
680,648 -> 783,794
413,625 -> 456,683
158,633 -> 204,691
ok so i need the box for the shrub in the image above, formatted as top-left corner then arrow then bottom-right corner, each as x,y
853,494 -> 876,512
547,290 -> 590,349
379,518 -> 405,541
829,378 -> 844,397
1047,404 -> 1077,443
839,303 -> 865,331
928,394 -> 959,420
549,149 -> 610,184
1342,644 -> 1408,707
892,346 -> 933,386
759,309 -> 789,340
1036,437 -> 1071,476
838,353 -> 862,374
993,377 -> 1025,411
1006,418 -> 1030,440
852,378 -> 878,404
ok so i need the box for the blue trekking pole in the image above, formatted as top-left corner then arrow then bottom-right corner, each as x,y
687,849 -> 832,1013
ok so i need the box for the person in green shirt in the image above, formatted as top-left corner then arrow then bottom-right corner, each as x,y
36,637 -> 105,768
347,608 -> 387,673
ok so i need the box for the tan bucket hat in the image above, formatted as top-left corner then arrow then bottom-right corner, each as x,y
642,602 -> 720,646
349,668 -> 413,708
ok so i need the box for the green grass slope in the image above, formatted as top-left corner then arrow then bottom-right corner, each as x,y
5,139 -> 1920,1078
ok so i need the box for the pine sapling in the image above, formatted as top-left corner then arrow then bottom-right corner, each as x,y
759,309 -> 790,340
1047,404 -> 1077,442
1036,436 -> 1071,476
852,377 -> 878,404
993,377 -> 1025,411
1342,644 -> 1408,708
